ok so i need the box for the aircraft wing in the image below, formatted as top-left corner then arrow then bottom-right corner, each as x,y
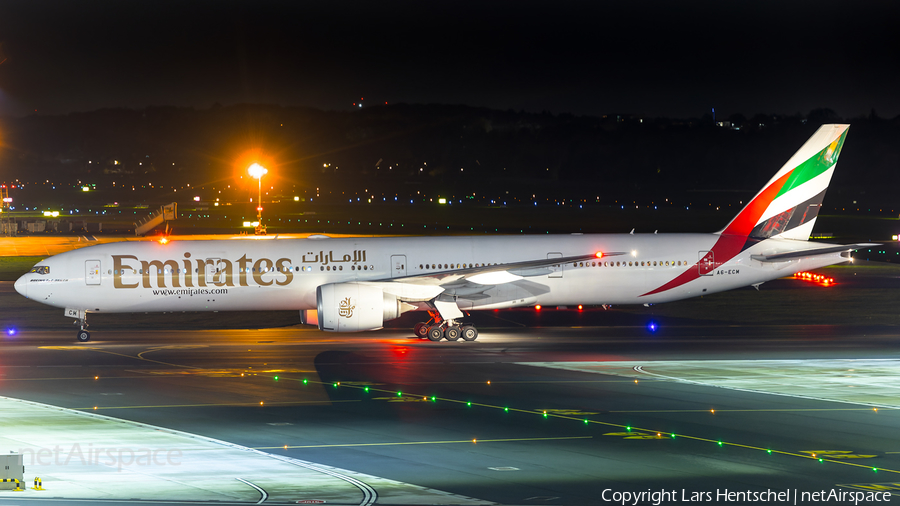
360,251 -> 627,303
750,243 -> 878,262
389,251 -> 626,285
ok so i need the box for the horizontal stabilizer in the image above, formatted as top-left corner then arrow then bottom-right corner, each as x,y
750,243 -> 878,262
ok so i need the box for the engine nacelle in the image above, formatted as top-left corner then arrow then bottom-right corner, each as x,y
316,282 -> 406,332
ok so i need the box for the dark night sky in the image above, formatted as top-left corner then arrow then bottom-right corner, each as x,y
0,0 -> 897,118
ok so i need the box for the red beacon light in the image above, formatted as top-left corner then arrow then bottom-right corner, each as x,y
595,251 -> 603,259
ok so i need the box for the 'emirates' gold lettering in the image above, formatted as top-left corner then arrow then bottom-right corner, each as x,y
109,250 -> 363,289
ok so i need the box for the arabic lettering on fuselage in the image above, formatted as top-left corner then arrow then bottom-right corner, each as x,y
301,250 -> 366,265
110,250 -> 368,289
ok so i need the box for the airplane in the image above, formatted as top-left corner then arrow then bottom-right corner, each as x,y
15,124 -> 873,343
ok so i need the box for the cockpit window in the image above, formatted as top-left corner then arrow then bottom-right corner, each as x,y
29,265 -> 50,275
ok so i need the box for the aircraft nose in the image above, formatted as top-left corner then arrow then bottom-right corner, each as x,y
14,275 -> 27,298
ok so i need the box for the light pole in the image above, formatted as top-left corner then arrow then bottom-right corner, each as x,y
248,163 -> 268,235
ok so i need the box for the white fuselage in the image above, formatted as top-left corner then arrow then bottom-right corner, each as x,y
15,233 -> 846,315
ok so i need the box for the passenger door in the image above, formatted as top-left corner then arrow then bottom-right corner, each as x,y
85,260 -> 101,285
391,255 -> 407,278
547,252 -> 563,278
698,251 -> 715,276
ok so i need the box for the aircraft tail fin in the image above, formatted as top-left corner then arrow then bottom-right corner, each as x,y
718,124 -> 849,241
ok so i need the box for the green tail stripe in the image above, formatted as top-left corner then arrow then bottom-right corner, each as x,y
774,130 -> 847,200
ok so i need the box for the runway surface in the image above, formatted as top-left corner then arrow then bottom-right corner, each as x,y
1,266 -> 900,505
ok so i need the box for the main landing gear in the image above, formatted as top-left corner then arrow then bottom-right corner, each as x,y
413,311 -> 478,342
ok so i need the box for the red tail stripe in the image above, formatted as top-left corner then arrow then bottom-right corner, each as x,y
641,234 -> 748,297
721,170 -> 792,237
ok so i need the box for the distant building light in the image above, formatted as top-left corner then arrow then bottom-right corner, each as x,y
82,186 -> 90,192
193,196 -> 201,202
43,211 -> 60,217
294,196 -> 300,201
243,221 -> 260,228
438,198 -> 447,204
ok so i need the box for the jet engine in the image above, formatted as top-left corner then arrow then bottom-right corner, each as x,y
316,282 -> 411,332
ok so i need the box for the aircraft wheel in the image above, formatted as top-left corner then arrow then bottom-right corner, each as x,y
77,330 -> 91,343
461,326 -> 478,341
445,326 -> 461,341
426,326 -> 444,342
413,322 -> 429,338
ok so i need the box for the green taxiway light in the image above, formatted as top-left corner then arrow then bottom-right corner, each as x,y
303,379 -> 308,385
626,426 -> 631,432
874,468 -> 878,472
505,407 -> 509,413
333,383 -> 338,388
818,458 -> 824,463
543,412 -> 548,418
767,449 -> 772,454
274,376 -> 279,381
364,386 -> 369,392
670,433 -> 675,438
584,419 -> 589,424
397,391 -> 402,397
431,396 -> 436,402
467,402 -> 472,407
717,441 -> 723,446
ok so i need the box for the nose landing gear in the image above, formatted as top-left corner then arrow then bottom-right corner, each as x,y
77,329 -> 91,342
67,308 -> 91,342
